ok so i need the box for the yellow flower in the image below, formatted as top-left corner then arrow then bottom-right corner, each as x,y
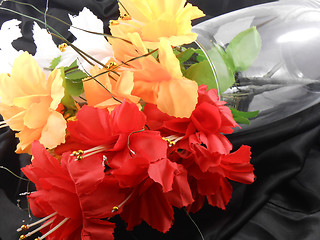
110,33 -> 198,118
0,52 -> 67,153
110,0 -> 205,49
83,61 -> 140,111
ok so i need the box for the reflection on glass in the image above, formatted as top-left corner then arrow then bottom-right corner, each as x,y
193,0 -> 320,130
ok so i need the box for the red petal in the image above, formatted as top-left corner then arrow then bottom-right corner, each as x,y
67,105 -> 116,146
202,132 -> 232,155
165,165 -> 194,208
191,143 -> 221,172
129,131 -> 168,162
196,171 -> 220,196
110,101 -> 146,133
207,177 -> 233,210
47,186 -> 81,219
28,191 -> 54,217
121,181 -> 174,233
143,103 -> 172,130
221,145 -> 255,184
148,158 -> 177,192
82,218 -> 115,240
80,176 -> 126,218
62,152 -> 106,195
113,156 -> 149,188
191,102 -> 221,133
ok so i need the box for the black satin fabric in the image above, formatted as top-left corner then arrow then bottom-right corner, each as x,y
4,1 -> 320,240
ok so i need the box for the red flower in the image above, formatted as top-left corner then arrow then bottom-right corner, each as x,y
22,141 -> 124,240
56,102 -> 193,233
187,145 -> 255,211
143,85 -> 255,210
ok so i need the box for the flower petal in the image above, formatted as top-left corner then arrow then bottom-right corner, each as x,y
39,111 -> 66,149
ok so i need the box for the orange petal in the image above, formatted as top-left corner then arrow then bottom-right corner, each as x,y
157,78 -> 198,118
23,99 -> 51,129
39,111 -> 67,149
83,66 -> 112,107
15,127 -> 42,154
0,105 -> 25,130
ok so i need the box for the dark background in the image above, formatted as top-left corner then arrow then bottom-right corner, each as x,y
3,1 -> 320,240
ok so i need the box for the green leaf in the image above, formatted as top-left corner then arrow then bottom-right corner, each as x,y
64,78 -> 84,96
65,69 -> 87,80
226,26 -> 262,72
176,48 -> 196,63
60,69 -> 76,109
230,108 -> 259,125
194,49 -> 207,62
185,60 -> 218,90
149,49 -> 159,59
205,45 -> 235,92
49,56 -> 61,69
61,61 -> 87,97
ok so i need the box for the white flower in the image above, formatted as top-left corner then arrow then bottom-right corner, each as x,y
0,19 -> 23,73
66,7 -> 114,70
33,22 -> 61,71
33,7 -> 114,72
1,8 -> 114,73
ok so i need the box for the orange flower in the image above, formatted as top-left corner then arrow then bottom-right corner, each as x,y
0,52 -> 66,153
110,0 -> 205,49
83,61 -> 140,111
110,33 -> 198,118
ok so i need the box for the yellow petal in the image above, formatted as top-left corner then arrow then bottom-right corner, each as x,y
111,0 -> 205,47
158,38 -> 182,79
0,73 -> 23,105
10,52 -> 47,95
13,95 -> 47,108
48,69 -> 65,110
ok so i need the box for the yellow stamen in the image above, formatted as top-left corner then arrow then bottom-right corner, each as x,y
35,218 -> 69,240
17,212 -> 57,232
112,191 -> 134,213
109,20 -> 119,26
66,116 -> 77,122
58,43 -> 68,52
120,13 -> 132,20
19,224 -> 28,231
19,235 -> 26,240
106,62 -> 118,70
20,219 -> 53,239
70,145 -> 111,160
162,135 -> 183,147
72,150 -> 84,160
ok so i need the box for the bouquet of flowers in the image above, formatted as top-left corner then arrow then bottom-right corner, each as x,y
0,0 -> 258,239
